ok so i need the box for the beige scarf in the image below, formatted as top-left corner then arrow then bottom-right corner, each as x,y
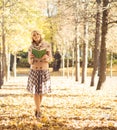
29,41 -> 51,52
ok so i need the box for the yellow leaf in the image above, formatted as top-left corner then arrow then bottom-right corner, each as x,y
37,122 -> 43,128
108,122 -> 114,127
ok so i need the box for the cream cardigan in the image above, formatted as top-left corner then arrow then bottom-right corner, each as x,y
28,42 -> 52,70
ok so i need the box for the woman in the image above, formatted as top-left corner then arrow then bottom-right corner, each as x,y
27,30 -> 52,118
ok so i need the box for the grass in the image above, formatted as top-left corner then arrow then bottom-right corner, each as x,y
16,65 -> 117,76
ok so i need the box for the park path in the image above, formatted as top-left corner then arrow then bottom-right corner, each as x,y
2,75 -> 117,96
0,76 -> 117,130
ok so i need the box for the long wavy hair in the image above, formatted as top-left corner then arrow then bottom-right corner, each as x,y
31,30 -> 43,44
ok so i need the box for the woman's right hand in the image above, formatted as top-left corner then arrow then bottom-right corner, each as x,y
29,52 -> 34,58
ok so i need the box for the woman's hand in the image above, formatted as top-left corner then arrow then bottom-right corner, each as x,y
28,52 -> 35,64
29,52 -> 35,58
41,54 -> 50,62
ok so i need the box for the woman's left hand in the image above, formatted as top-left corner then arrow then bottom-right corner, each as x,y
41,54 -> 50,62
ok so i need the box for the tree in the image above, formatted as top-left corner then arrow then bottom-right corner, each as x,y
81,0 -> 89,83
90,0 -> 101,86
1,0 -> 7,84
96,0 -> 109,90
0,48 -> 3,88
74,0 -> 80,81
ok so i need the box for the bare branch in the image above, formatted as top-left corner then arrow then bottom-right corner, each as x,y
108,20 -> 117,24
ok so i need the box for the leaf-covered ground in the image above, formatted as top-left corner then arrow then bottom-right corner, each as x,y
0,76 -> 117,130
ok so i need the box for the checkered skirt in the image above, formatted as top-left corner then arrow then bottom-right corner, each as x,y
27,69 -> 51,94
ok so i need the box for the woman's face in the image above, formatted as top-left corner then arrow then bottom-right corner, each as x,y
32,32 -> 41,42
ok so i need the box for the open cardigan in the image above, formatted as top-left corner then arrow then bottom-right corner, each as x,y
28,41 -> 52,70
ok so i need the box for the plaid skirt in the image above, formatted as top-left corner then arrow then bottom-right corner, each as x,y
27,69 -> 51,95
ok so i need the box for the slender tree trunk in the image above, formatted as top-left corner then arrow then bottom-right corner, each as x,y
0,61 -> 3,89
47,1 -> 54,55
13,53 -> 17,77
62,39 -> 65,76
90,0 -> 101,86
1,0 -> 8,84
2,15 -> 7,82
110,52 -> 113,77
96,0 -> 109,90
7,52 -> 11,80
75,1 -> 80,82
66,41 -> 70,78
67,57 -> 69,78
0,28 -> 3,88
81,21 -> 88,83
81,1 -> 89,84
72,47 -> 75,77
62,54 -> 65,76
75,30 -> 80,81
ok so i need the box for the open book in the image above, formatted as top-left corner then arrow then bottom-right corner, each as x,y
32,48 -> 46,58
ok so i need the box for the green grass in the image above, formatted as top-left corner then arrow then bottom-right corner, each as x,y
16,65 -> 117,76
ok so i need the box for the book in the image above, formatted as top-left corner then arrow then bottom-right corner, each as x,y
32,48 -> 46,58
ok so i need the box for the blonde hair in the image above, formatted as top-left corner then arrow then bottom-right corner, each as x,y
31,30 -> 43,43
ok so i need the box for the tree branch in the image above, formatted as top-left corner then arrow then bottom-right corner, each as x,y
108,20 -> 117,24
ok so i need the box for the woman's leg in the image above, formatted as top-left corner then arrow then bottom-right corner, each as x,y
34,94 -> 40,113
33,94 -> 43,113
39,95 -> 43,104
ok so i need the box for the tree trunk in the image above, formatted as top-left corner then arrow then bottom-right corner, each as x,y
72,47 -> 75,77
0,32 -> 3,88
47,1 -> 54,55
110,52 -> 113,77
96,0 -> 109,90
1,0 -> 8,84
13,53 -> 17,77
75,1 -> 80,82
7,52 -> 11,80
2,17 -> 7,83
90,0 -> 101,86
0,62 -> 4,89
75,32 -> 80,81
62,39 -> 65,77
81,1 -> 89,84
81,21 -> 88,83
